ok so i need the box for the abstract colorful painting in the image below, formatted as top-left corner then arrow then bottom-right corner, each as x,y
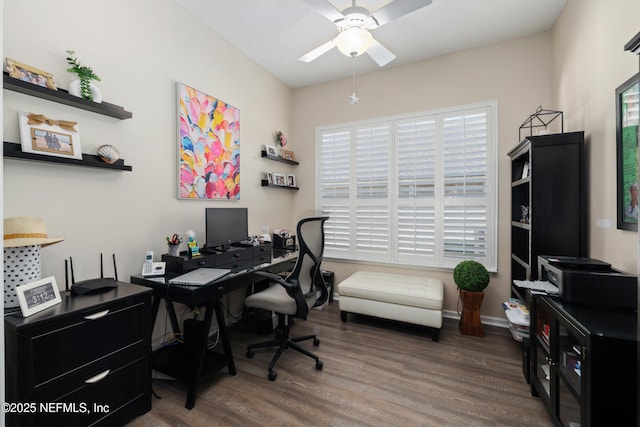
177,82 -> 240,199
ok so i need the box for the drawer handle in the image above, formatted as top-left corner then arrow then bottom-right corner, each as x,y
85,369 -> 110,384
84,309 -> 109,320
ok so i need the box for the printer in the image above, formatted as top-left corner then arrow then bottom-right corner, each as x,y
538,255 -> 638,310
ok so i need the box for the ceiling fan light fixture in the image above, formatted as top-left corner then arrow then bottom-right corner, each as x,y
335,27 -> 373,57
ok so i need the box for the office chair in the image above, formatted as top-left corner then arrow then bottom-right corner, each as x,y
245,216 -> 329,381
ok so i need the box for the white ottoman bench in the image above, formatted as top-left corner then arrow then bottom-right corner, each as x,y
338,271 -> 444,341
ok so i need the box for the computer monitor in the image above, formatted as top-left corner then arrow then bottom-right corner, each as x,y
205,207 -> 248,251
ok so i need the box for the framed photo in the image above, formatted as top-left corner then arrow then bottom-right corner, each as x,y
265,144 -> 278,157
287,173 -> 297,187
18,112 -> 82,160
282,150 -> 295,161
266,171 -> 274,184
16,276 -> 62,317
616,72 -> 640,231
273,172 -> 286,186
5,58 -> 57,90
177,82 -> 240,200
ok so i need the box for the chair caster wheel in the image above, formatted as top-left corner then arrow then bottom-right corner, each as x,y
315,360 -> 323,370
313,338 -> 320,346
268,371 -> 277,381
246,350 -> 254,359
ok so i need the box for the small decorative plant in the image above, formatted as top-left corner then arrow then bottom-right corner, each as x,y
275,131 -> 287,149
453,260 -> 490,292
65,50 -> 101,100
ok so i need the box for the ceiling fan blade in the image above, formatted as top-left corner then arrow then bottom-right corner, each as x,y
370,0 -> 433,27
367,39 -> 396,66
302,0 -> 345,23
298,39 -> 337,62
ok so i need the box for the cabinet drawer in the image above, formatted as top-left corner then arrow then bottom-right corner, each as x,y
25,302 -> 147,392
253,244 -> 272,264
217,247 -> 252,265
11,354 -> 150,427
218,257 -> 254,273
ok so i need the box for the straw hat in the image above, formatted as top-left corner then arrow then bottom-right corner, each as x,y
4,217 -> 65,248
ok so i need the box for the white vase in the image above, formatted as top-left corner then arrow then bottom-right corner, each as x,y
68,78 -> 103,103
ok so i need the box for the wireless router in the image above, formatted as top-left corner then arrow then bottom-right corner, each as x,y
67,253 -> 119,295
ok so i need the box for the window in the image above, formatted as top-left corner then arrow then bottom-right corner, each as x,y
316,102 -> 497,270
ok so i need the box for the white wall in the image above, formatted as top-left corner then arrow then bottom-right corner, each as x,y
292,33 -> 554,318
551,0 -> 640,273
3,0 -> 295,292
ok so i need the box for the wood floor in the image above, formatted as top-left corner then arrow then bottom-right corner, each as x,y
127,303 -> 553,427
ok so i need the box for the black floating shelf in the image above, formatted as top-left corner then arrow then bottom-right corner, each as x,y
261,179 -> 299,190
3,72 -> 132,120
3,142 -> 132,171
261,150 -> 299,165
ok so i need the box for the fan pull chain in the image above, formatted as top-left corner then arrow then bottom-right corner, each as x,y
349,54 -> 359,104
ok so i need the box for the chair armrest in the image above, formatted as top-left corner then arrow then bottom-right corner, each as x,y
254,271 -> 297,290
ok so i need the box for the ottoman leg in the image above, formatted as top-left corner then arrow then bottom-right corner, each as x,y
340,311 -> 348,322
431,328 -> 440,342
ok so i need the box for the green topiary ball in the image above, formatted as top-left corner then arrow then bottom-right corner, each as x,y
453,260 -> 490,292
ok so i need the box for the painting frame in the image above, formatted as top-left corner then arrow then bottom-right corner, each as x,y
18,111 -> 82,160
273,172 -> 286,186
616,72 -> 640,231
266,171 -> 274,185
5,57 -> 57,90
287,173 -> 297,187
265,144 -> 278,158
177,82 -> 241,200
282,150 -> 295,161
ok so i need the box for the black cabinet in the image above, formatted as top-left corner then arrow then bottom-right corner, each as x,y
508,131 -> 586,294
162,243 -> 273,273
532,296 -> 637,426
4,283 -> 152,426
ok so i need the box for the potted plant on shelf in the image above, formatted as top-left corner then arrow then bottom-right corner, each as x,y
453,260 -> 490,337
65,50 -> 102,103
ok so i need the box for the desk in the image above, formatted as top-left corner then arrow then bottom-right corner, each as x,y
130,249 -> 297,409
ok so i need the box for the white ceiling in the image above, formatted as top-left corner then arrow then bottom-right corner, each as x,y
174,0 -> 567,89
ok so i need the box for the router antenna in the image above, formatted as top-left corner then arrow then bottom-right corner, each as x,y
65,259 -> 69,292
100,253 -> 104,278
70,256 -> 76,284
113,253 -> 119,281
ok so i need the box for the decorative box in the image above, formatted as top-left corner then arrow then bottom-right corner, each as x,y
272,234 -> 296,250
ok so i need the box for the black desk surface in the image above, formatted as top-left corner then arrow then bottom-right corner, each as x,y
130,249 -> 298,305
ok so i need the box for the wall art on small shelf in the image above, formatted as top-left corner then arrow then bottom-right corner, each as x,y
273,172 -> 286,186
265,144 -> 278,157
4,141 -> 132,171
18,112 -> 82,160
261,149 -> 299,165
260,179 -> 299,190
5,57 -> 57,90
282,150 -> 295,161
3,72 -> 132,119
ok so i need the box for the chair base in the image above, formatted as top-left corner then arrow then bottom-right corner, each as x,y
246,313 -> 323,381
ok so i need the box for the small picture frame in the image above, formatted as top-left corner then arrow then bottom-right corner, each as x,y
265,145 -> 278,157
16,276 -> 62,317
273,172 -> 286,186
282,150 -> 295,161
18,111 -> 82,160
266,171 -> 274,184
287,173 -> 297,187
5,58 -> 57,90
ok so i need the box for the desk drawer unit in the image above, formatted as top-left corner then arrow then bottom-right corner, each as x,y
4,282 -> 152,427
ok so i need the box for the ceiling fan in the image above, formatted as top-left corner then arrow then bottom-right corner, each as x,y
299,0 -> 433,66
